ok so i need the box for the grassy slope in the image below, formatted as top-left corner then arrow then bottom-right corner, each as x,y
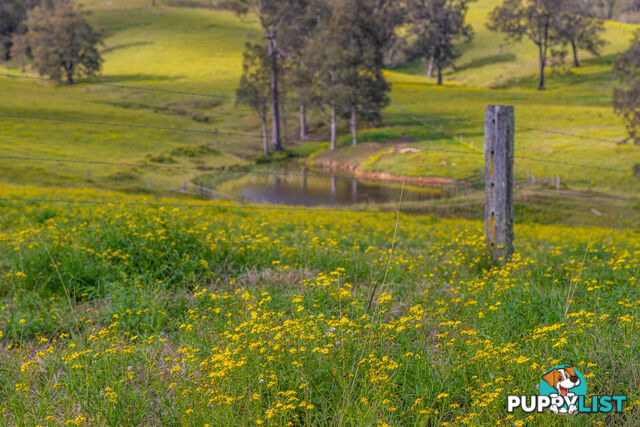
0,0 -> 262,191
0,0 -> 639,199
325,0 -> 640,195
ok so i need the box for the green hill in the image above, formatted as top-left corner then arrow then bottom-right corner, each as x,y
0,0 -> 639,196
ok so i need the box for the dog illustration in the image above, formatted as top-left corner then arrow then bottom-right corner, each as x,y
542,367 -> 581,414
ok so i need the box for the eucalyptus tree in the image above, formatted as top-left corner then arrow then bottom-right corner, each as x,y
487,0 -> 563,90
406,0 -> 475,85
230,0 -> 310,151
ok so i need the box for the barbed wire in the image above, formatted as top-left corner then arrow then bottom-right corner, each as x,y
0,113 -> 264,139
0,153 -> 476,183
0,196 -> 633,232
0,196 -> 415,216
516,156 -> 630,174
516,125 -> 625,146
517,186 -> 634,201
3,72 -> 633,148
1,72 -> 412,118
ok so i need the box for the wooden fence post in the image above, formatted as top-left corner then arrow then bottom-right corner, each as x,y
484,105 -> 515,261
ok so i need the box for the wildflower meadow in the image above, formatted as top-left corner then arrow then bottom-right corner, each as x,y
0,183 -> 638,425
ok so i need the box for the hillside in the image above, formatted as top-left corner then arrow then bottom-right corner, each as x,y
0,0 -> 639,197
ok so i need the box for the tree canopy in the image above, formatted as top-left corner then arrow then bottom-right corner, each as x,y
614,30 -> 640,145
405,0 -> 475,85
23,0 -> 102,83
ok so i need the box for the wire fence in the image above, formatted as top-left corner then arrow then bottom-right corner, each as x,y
1,72 -> 639,233
2,72 -> 633,148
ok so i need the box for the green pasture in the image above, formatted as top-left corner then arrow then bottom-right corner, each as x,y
0,0 -> 639,198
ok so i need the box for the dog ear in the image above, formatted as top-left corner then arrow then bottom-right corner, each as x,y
542,370 -> 559,387
565,367 -> 576,377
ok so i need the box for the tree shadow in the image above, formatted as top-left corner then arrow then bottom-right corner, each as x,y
102,41 -> 154,55
453,53 -> 517,73
580,53 -> 618,68
79,74 -> 184,84
491,56 -> 618,97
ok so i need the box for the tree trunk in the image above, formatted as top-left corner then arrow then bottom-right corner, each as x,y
282,104 -> 288,145
437,62 -> 443,86
571,40 -> 579,68
606,0 -> 615,19
260,104 -> 268,156
65,67 -> 74,85
537,44 -> 546,91
300,105 -> 307,141
426,54 -> 435,78
350,107 -> 358,146
268,39 -> 282,151
330,107 -> 337,151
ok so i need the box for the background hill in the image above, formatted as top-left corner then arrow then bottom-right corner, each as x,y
1,0 -> 639,197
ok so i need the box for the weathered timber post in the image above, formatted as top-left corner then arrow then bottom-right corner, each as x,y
556,176 -> 561,190
484,105 -> 514,261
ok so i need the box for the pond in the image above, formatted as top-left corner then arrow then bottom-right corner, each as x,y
213,163 -> 445,207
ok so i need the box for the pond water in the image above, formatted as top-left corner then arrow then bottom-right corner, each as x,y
216,164 -> 445,207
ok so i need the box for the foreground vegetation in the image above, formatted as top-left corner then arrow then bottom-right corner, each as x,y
0,183 -> 638,425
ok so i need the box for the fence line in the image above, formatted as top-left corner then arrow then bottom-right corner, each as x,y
0,196 -> 409,216
0,113 -> 264,139
516,156 -> 630,174
2,193 -> 637,229
2,72 -> 633,148
0,153 -> 472,183
0,72 -> 436,118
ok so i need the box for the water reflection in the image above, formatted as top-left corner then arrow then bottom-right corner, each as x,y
218,164 -> 443,207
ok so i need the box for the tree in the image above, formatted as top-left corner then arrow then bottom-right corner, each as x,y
9,32 -> 29,70
554,0 -> 606,67
229,0 -> 309,151
487,0 -> 563,90
598,0 -> 618,18
0,0 -> 40,60
613,30 -> 640,145
287,0 -> 332,142
332,0 -> 391,146
406,0 -> 475,85
300,0 -> 393,149
302,24 -> 345,150
236,43 -> 271,155
24,0 -> 102,84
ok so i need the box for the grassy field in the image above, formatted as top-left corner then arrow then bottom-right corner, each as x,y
0,0 -> 639,199
2,1 -> 640,425
0,183 -> 639,424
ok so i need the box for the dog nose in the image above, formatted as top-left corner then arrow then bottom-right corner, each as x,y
570,376 -> 579,382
